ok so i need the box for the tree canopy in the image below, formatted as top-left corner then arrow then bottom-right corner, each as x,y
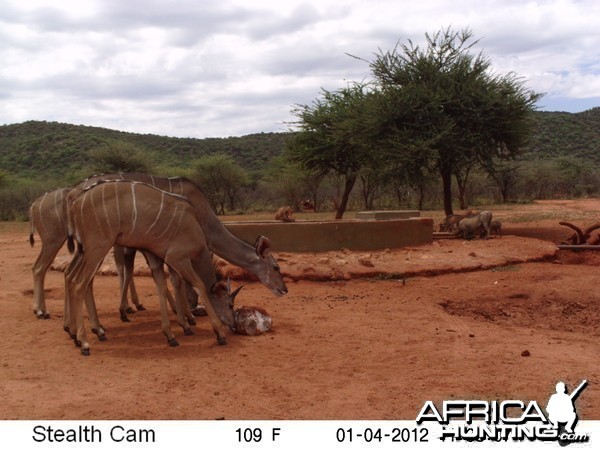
289,26 -> 543,216
288,82 -> 378,218
369,27 -> 542,215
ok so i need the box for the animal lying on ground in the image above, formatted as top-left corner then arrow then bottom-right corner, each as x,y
452,211 -> 493,239
275,206 -> 295,222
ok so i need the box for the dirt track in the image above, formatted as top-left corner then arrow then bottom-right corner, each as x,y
0,202 -> 599,420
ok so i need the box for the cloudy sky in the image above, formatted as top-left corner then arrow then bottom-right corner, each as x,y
1,0 -> 599,138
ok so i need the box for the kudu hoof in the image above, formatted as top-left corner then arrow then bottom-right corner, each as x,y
63,326 -> 70,333
217,336 -> 228,346
98,335 -> 107,342
75,339 -> 82,347
167,338 -> 179,347
92,329 -> 107,342
126,307 -> 135,314
120,315 -> 131,323
186,317 -> 197,326
184,328 -> 194,336
136,304 -> 146,311
81,348 -> 91,356
36,312 -> 50,320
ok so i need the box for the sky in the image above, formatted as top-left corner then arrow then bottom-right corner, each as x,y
1,0 -> 599,139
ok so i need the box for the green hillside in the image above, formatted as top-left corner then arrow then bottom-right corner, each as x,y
2,108 -> 600,181
524,108 -> 600,162
0,120 -> 291,178
1,108 -> 599,220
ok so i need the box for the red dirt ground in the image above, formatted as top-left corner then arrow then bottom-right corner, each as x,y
0,200 -> 599,420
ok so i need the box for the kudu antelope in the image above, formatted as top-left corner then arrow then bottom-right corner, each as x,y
30,173 -> 287,319
29,188 -> 71,319
65,180 -> 238,355
30,188 -> 194,324
30,185 -> 148,320
78,174 -> 287,318
107,174 -> 288,298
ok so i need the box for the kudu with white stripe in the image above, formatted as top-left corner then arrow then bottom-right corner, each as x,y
30,185 -> 152,320
29,173 -> 287,320
29,188 -> 71,319
96,174 -> 288,300
66,180 -> 235,355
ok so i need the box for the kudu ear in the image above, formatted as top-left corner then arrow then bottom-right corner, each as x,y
211,280 -> 228,296
255,235 -> 271,258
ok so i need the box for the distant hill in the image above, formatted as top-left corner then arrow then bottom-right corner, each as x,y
0,120 -> 292,178
524,107 -> 600,162
1,108 -> 600,180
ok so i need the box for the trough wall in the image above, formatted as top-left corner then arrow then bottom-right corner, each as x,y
224,218 -> 433,252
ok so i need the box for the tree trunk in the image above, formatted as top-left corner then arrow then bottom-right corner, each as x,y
455,172 -> 469,209
440,162 -> 454,216
417,183 -> 424,211
335,175 -> 357,220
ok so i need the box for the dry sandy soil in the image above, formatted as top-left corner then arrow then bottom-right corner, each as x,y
0,200 -> 599,420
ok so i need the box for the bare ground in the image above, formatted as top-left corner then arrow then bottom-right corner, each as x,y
0,200 -> 599,420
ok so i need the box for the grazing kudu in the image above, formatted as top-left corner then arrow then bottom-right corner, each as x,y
29,173 -> 287,323
66,180 -> 237,355
89,174 -> 288,305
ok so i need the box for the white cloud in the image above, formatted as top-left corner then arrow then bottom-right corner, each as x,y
0,0 -> 599,138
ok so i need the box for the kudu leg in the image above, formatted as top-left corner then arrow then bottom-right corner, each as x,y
32,238 -> 65,319
145,253 -> 193,345
63,250 -> 82,337
68,245 -> 112,356
85,278 -> 106,341
123,247 -> 145,311
168,259 -> 227,346
115,246 -> 144,322
169,269 -> 198,326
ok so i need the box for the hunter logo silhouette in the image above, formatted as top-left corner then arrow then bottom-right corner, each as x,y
546,380 -> 588,446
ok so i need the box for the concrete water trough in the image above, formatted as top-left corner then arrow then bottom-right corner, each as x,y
355,210 -> 420,220
224,215 -> 433,252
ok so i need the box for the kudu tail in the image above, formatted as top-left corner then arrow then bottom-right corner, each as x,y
28,208 -> 36,247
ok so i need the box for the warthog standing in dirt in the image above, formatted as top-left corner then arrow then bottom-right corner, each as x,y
452,211 -> 493,239
438,210 -> 479,232
480,219 -> 502,238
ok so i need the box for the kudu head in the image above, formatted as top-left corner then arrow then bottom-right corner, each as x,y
209,279 -> 243,331
254,236 -> 288,297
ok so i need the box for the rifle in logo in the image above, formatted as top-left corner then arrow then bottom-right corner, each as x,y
546,379 -> 588,446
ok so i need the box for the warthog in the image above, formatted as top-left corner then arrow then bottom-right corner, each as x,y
452,211 -> 493,239
438,210 -> 479,232
480,219 -> 502,238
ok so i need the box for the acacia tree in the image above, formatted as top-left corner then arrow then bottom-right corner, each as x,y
368,27 -> 542,215
288,82 -> 377,219
192,153 -> 249,214
88,142 -> 152,173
